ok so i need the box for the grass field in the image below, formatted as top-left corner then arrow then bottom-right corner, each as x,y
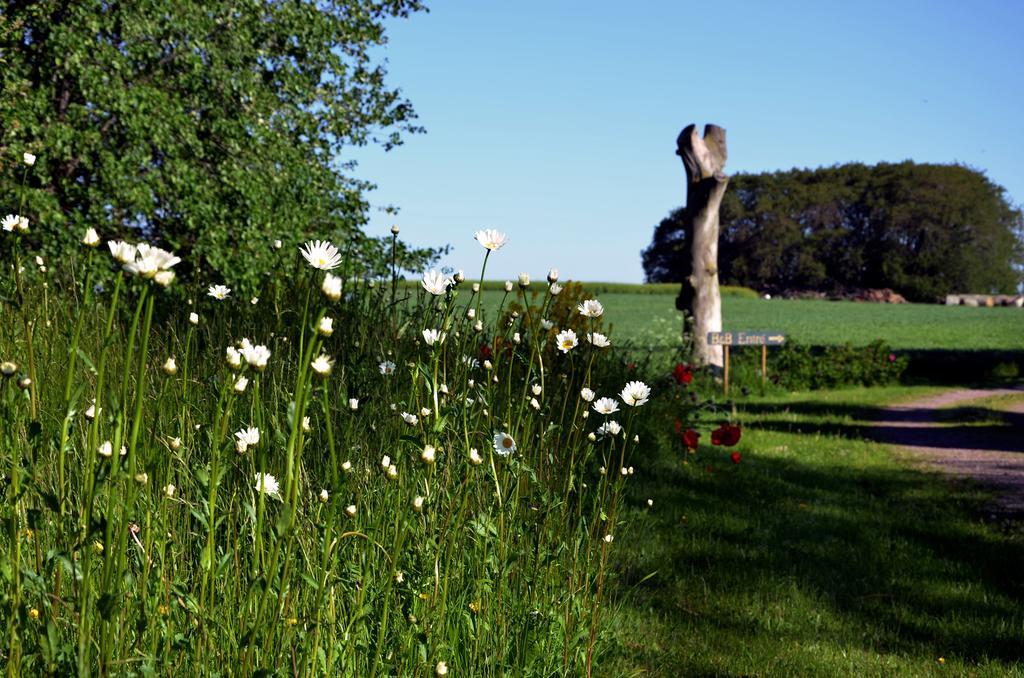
475,287 -> 1023,351
606,385 -> 1024,676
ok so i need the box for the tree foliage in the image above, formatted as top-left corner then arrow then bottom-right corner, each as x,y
643,162 -> 1024,301
1,0 -> 440,291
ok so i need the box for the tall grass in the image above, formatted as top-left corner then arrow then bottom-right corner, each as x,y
0,212 -> 661,674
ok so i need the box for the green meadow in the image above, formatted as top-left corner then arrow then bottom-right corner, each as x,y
474,285 -> 1023,351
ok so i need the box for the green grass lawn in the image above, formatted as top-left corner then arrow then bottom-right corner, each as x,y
605,386 -> 1024,676
474,288 -> 1022,351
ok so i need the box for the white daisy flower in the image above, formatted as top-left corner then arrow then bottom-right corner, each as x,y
234,376 -> 249,393
379,360 -> 397,375
208,284 -> 231,300
620,380 -> 651,407
421,445 -> 436,464
345,504 -> 357,517
555,329 -> 578,353
517,272 -> 530,288
162,357 -> 178,375
254,472 -> 281,499
107,240 -> 137,264
2,214 -> 28,232
469,448 -> 483,465
23,152 -> 36,166
348,398 -> 359,411
299,240 -> 341,270
400,412 -> 418,425
474,229 -> 509,251
134,243 -> 181,272
504,280 -> 514,292
318,316 -> 334,336
592,397 -> 619,415
531,384 -> 542,395
580,387 -> 595,402
530,397 -> 540,410
98,441 -> 113,458
322,273 -> 342,301
319,489 -> 329,503
492,431 -> 516,457
235,426 -> 260,452
549,283 -> 563,296
421,270 -> 450,296
189,312 -> 199,325
164,484 -> 176,498
311,354 -> 334,376
413,495 -> 425,512
420,407 -> 432,417
587,332 -> 611,348
82,228 -> 100,247
597,420 -> 622,438
154,270 -> 175,287
422,328 -> 446,346
241,343 -> 271,371
226,346 -> 243,369
577,299 -> 604,318
540,319 -> 554,331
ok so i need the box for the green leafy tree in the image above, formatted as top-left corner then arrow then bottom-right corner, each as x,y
643,161 -> 1024,301
1,0 -> 438,291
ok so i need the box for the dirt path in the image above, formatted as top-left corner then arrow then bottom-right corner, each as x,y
868,388 -> 1024,516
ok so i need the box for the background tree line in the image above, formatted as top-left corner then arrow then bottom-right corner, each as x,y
1,0 -> 440,293
643,161 -> 1024,302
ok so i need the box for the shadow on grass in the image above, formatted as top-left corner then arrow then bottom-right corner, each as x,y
738,400 -> 1024,454
609,429 -> 1024,674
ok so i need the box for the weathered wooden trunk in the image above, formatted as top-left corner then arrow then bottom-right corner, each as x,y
675,124 -> 728,369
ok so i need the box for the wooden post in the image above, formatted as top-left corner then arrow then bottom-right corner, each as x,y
761,345 -> 767,387
723,345 -> 730,396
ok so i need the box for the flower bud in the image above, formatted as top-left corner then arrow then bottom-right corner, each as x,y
391,224 -> 400,235
547,267 -> 558,283
518,272 -> 530,288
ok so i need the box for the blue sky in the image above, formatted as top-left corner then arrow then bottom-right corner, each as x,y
349,0 -> 1024,283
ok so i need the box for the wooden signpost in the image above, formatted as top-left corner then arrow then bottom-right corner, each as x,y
707,332 -> 787,395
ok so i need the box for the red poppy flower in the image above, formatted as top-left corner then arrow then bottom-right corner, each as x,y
682,428 -> 700,451
711,423 -> 742,447
730,452 -> 742,465
672,363 -> 693,385
479,344 -> 492,360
